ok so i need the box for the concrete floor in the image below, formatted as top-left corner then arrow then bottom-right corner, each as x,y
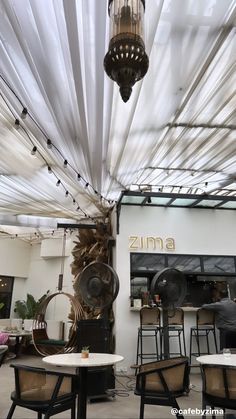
0,355 -> 230,419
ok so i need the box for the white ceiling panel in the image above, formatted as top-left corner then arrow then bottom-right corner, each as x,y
0,0 -> 235,237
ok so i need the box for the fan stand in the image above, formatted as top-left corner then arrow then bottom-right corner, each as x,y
151,268 -> 187,360
162,307 -> 170,359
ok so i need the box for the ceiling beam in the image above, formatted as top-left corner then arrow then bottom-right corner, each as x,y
167,122 -> 236,130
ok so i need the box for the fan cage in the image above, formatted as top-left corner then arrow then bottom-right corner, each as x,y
78,262 -> 120,309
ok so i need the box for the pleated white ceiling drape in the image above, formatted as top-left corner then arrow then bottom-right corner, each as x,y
0,0 -> 235,227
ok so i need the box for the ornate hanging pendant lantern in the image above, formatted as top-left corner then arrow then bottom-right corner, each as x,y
104,0 -> 149,102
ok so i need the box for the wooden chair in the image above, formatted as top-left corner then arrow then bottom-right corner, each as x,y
201,363 -> 236,418
6,364 -> 76,419
135,356 -> 190,419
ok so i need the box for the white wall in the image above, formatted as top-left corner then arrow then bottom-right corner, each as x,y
114,206 -> 236,370
21,238 -> 75,322
0,236 -> 76,326
0,238 -> 30,277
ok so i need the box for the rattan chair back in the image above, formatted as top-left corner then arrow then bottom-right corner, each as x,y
201,363 -> 236,414
168,308 -> 184,325
6,364 -> 76,419
140,307 -> 161,327
135,356 -> 189,419
197,308 -> 215,326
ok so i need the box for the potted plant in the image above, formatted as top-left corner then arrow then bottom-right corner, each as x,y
81,346 -> 89,358
14,291 -> 50,330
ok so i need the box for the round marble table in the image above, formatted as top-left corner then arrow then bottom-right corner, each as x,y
197,354 -> 236,366
43,353 -> 124,419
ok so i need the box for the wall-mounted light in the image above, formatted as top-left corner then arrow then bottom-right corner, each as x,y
104,0 -> 149,102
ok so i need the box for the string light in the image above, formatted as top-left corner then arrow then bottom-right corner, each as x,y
31,145 -> 37,155
0,93 -> 96,220
65,190 -> 69,197
63,159 -> 68,168
21,107 -> 28,119
0,74 -> 115,206
0,74 -> 116,224
14,118 -> 20,129
47,138 -> 52,149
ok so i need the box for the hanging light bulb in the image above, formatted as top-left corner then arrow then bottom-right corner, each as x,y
47,139 -> 52,149
15,119 -> 20,130
31,145 -> 37,155
104,0 -> 149,102
21,107 -> 28,119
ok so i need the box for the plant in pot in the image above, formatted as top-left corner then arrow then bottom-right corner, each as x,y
0,302 -> 4,312
14,291 -> 50,329
81,346 -> 89,358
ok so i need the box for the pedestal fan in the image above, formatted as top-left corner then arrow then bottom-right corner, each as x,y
79,261 -> 120,311
77,262 -> 120,399
151,268 -> 187,358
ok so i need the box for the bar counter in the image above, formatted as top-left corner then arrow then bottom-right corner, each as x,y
130,306 -> 200,312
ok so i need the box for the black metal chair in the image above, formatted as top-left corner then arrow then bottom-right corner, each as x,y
0,345 -> 8,366
6,364 -> 77,419
167,308 -> 186,356
135,356 -> 190,419
189,309 -> 218,365
136,307 -> 162,365
201,363 -> 236,418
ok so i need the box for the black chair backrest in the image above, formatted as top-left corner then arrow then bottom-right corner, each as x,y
140,307 -> 161,326
136,356 -> 189,396
11,364 -> 75,402
201,363 -> 236,405
197,309 -> 215,326
168,308 -> 184,325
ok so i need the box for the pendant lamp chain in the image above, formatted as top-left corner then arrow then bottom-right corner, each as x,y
58,229 -> 67,291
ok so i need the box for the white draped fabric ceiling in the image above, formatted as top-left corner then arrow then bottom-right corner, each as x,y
0,0 -> 236,238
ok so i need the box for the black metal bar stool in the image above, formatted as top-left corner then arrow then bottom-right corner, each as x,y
136,307 -> 162,365
167,308 -> 186,356
189,308 -> 218,365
